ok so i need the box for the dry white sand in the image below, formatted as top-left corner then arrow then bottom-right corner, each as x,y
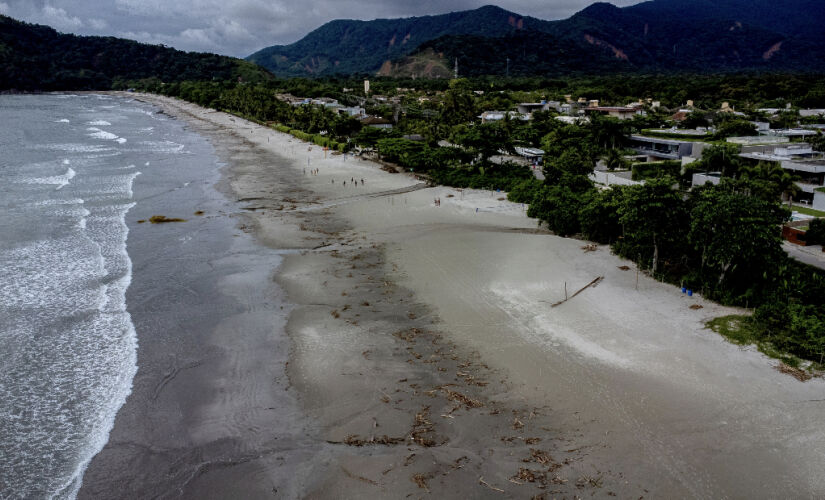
119,93 -> 825,498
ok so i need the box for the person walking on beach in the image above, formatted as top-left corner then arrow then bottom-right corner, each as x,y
360,178 -> 364,186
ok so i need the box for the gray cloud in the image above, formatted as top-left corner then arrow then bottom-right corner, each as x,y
1,0 -> 641,57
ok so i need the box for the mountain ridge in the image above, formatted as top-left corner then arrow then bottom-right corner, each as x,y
247,0 -> 825,77
246,5 -> 552,76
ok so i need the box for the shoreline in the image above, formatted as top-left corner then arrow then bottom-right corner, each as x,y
79,94 -> 318,498
85,92 -> 825,498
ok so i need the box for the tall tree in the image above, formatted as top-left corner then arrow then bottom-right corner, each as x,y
451,122 -> 513,165
589,114 -> 629,150
616,178 -> 686,274
688,184 -> 787,292
738,162 -> 800,203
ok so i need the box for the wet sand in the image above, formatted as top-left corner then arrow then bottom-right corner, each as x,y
83,93 -> 825,499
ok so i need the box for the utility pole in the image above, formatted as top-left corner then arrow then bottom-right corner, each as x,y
454,58 -> 458,79
506,57 -> 510,78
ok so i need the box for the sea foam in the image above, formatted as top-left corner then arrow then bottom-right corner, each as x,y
0,94 -> 149,499
86,128 -> 119,141
21,167 -> 76,190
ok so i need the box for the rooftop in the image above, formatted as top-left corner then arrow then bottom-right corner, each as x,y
514,147 -> 545,157
587,106 -> 640,113
361,116 -> 392,125
647,128 -> 712,137
630,134 -> 699,146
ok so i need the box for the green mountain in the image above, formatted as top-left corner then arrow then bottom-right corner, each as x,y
248,1 -> 825,77
247,5 -> 554,76
0,15 -> 271,91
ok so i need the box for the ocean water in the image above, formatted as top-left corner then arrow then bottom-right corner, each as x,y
0,94 -> 200,498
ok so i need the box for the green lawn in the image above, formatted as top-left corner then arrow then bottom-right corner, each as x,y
792,205 -> 825,217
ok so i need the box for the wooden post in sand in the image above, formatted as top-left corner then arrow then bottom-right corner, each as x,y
551,277 -> 603,307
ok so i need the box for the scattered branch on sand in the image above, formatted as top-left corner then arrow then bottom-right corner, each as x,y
341,466 -> 379,486
576,475 -> 603,488
617,265 -> 631,271
775,363 -> 813,382
513,468 -> 542,483
412,473 -> 433,492
689,304 -> 704,310
410,406 -> 440,447
479,477 -> 505,493
442,456 -> 468,476
149,215 -> 186,223
551,276 -> 604,308
443,388 -> 483,409
527,449 -> 554,465
581,244 -> 598,252
327,434 -> 405,446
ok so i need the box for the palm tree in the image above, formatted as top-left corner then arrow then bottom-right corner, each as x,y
589,114 -> 629,150
604,147 -> 629,171
739,161 -> 800,203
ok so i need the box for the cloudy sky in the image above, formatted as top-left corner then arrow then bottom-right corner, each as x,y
0,0 -> 641,57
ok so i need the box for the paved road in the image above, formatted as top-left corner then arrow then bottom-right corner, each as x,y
784,241 -> 825,270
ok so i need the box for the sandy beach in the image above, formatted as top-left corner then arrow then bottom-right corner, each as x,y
83,93 -> 825,499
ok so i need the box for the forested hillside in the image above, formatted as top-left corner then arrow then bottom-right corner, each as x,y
0,15 -> 271,90
247,5 -> 550,77
248,0 -> 825,77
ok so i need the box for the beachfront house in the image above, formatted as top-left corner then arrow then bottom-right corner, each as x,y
514,147 -> 545,165
555,115 -> 589,125
800,109 -> 825,118
583,105 -> 644,121
516,101 -> 561,115
361,116 -> 393,129
629,134 -> 708,162
336,106 -> 366,118
739,144 -> 825,208
478,111 -> 530,124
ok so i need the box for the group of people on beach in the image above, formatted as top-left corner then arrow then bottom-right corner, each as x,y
340,177 -> 364,187
304,168 -> 320,176
434,197 -> 441,207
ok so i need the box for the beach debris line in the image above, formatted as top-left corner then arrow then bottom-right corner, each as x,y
550,276 -> 604,307
581,243 -> 598,252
